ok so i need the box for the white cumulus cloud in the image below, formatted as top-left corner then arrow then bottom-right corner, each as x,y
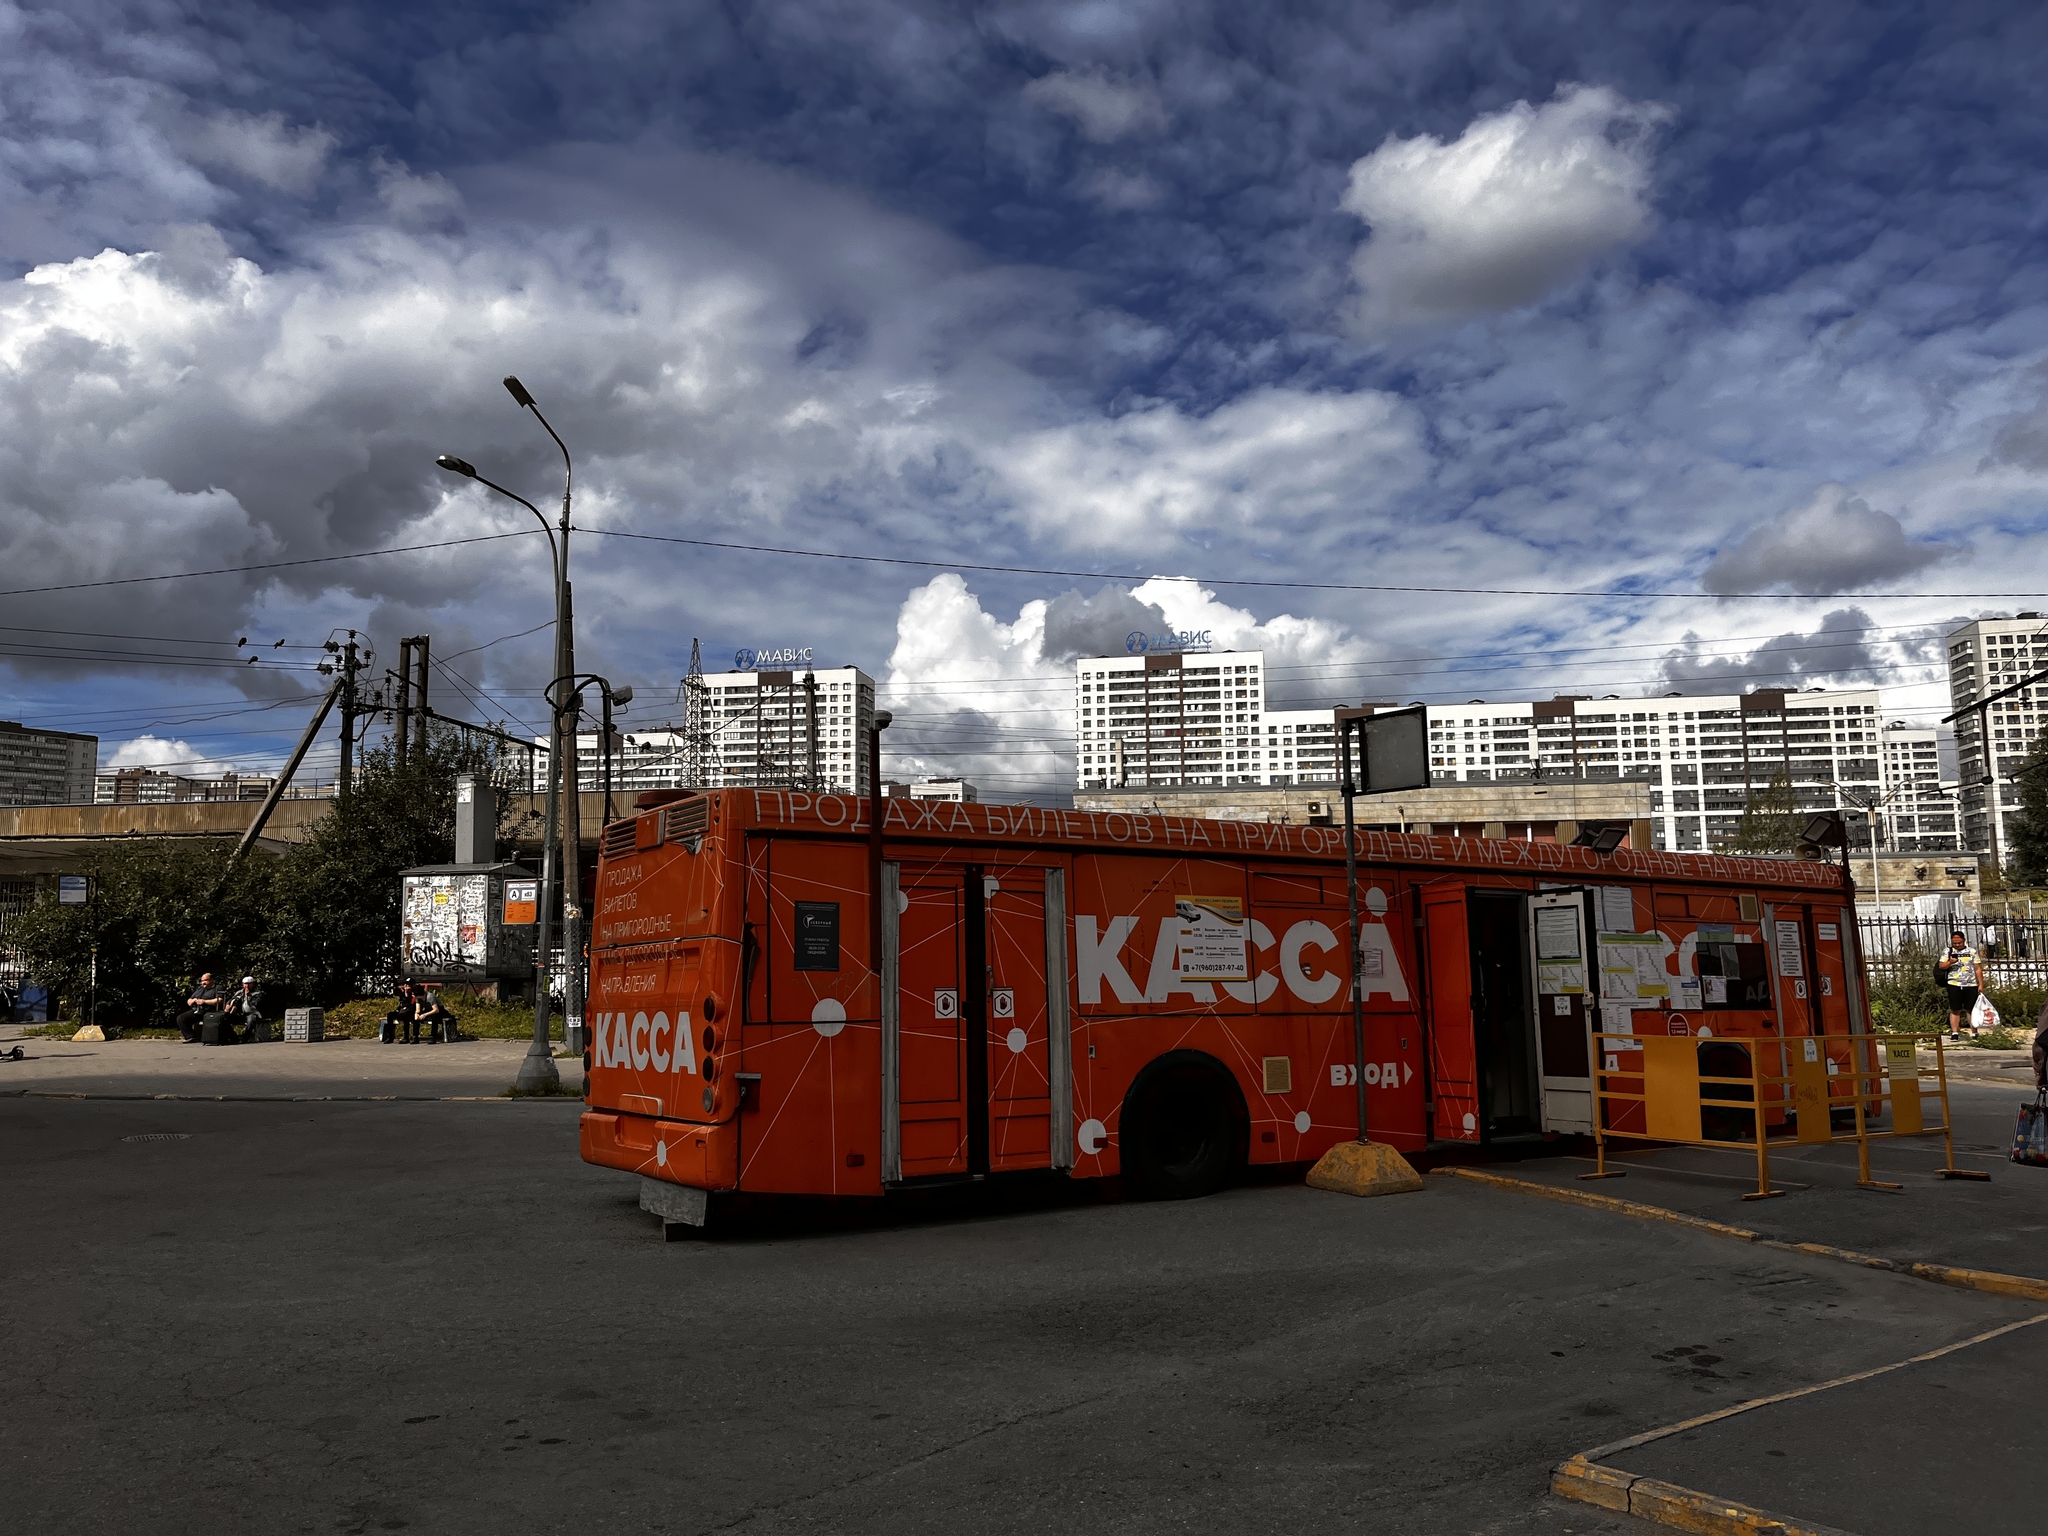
990,387 -> 1426,550
1342,84 -> 1671,329
879,574 -> 1376,799
106,734 -> 234,776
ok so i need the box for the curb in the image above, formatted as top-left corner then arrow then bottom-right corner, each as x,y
1552,1458 -> 1856,1535
1429,1166 -> 2048,1303
1551,1313 -> 2048,1536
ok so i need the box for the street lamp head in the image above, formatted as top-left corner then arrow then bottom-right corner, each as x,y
611,685 -> 634,706
435,454 -> 476,478
503,375 -> 537,408
874,710 -> 893,731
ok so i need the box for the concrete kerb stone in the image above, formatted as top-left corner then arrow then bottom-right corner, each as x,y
1550,1460 -> 1858,1536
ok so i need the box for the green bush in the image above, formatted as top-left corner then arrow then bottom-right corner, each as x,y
324,993 -> 558,1041
1867,940 -> 1950,1033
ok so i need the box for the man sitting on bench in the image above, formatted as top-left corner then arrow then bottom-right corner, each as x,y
178,973 -> 224,1043
413,988 -> 459,1044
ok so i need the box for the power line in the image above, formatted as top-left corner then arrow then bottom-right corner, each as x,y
0,530 -> 540,599
1,516 -> 2040,605
580,526 -> 2047,603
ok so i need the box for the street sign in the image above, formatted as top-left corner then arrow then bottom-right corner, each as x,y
1357,705 -> 1430,793
58,875 -> 88,905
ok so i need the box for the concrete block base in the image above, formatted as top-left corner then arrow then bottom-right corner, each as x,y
640,1176 -> 710,1235
1306,1140 -> 1425,1197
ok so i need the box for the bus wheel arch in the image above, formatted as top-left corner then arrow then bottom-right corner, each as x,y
1118,1049 -> 1249,1201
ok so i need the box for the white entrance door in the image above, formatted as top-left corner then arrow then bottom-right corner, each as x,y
1529,892 -> 1594,1133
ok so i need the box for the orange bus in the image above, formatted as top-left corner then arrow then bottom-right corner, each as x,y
579,788 -> 1866,1214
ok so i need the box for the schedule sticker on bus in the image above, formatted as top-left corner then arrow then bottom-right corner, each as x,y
1175,896 -> 1250,982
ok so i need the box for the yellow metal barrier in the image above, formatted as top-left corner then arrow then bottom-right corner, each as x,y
1583,1031 -> 1990,1200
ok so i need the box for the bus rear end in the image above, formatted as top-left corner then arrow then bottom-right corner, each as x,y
579,793 -> 742,1203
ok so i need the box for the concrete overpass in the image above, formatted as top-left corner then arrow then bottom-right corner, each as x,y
0,794 -> 613,879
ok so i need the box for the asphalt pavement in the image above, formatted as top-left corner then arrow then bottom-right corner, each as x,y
5,1090 -> 2043,1535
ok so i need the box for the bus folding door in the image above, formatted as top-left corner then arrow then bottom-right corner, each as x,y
886,861 -> 1062,1180
738,838 -> 882,1196
892,864 -> 969,1178
982,865 -> 1057,1172
1419,882 -> 1480,1143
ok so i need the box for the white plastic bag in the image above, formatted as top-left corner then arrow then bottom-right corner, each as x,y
1971,992 -> 2001,1033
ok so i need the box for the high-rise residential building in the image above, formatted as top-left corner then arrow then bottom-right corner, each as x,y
552,729 -> 686,795
0,721 -> 98,806
1071,656 -> 1889,852
700,666 -> 875,793
538,669 -> 877,797
1876,722 -> 1958,852
1426,689 -> 1882,853
1074,650 -> 1338,789
1944,615 -> 2048,859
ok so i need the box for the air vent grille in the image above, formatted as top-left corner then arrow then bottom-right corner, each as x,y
661,798 -> 709,846
600,820 -> 639,861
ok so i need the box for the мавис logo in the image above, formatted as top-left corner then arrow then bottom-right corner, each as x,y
1124,629 -> 1213,654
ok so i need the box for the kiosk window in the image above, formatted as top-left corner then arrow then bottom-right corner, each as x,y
1697,942 -> 1771,1009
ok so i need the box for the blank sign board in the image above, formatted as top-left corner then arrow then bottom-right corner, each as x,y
1359,706 -> 1430,794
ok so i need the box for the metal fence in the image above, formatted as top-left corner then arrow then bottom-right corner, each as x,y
1859,912 -> 2048,990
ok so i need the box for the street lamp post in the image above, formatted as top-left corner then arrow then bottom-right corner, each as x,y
434,372 -> 576,1091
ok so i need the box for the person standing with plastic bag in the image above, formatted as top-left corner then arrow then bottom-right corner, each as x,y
1936,930 -> 1983,1042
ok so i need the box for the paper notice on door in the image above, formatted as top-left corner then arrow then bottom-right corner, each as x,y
1175,896 -> 1249,981
1538,961 -> 1587,995
1599,932 -> 1669,1001
1704,975 -> 1728,1005
1775,920 -> 1805,978
1536,906 -> 1582,959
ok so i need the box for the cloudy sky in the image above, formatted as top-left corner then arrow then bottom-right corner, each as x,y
5,1 -> 2047,800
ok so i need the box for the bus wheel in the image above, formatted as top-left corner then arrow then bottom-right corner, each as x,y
1121,1051 -> 1246,1201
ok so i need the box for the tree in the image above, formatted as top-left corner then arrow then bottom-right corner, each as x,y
1730,769 -> 1801,855
5,839 -> 277,1026
2007,737 -> 2048,887
8,723 -> 534,1021
252,725 -> 532,1002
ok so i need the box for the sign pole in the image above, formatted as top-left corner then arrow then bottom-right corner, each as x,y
1342,717 -> 1368,1144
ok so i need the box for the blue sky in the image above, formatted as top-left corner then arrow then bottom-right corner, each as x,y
5,0 -> 2048,798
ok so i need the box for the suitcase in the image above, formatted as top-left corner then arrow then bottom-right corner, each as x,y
2013,1092 -> 2048,1167
200,1013 -> 239,1046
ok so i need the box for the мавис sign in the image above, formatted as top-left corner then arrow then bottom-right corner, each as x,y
1125,630 -> 1213,654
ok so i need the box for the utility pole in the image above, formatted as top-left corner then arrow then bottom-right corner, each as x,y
412,635 -> 430,755
330,632 -> 363,799
558,585 -> 585,1057
394,638 -> 416,767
